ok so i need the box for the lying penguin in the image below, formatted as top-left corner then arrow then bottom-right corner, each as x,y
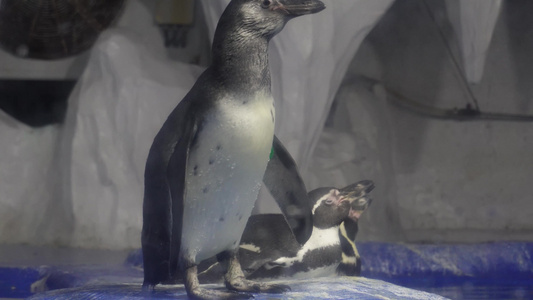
142,0 -> 325,299
196,180 -> 374,282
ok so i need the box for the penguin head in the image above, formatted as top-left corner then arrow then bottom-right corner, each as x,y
308,180 -> 374,229
309,188 -> 352,229
221,0 -> 326,39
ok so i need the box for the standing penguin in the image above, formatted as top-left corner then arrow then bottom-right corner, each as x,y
142,0 -> 325,299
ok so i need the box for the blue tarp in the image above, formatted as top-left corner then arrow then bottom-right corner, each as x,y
2,242 -> 533,299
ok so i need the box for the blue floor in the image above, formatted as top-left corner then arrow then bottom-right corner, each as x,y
27,278 -> 448,300
357,242 -> 533,300
400,277 -> 533,300
1,242 -> 533,299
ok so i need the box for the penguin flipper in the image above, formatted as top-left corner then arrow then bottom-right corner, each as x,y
166,115 -> 197,280
263,136 -> 313,245
142,149 -> 173,287
141,99 -> 195,287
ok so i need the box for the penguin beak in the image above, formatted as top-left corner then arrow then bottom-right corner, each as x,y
338,180 -> 375,222
346,196 -> 372,222
274,0 -> 326,16
339,180 -> 375,199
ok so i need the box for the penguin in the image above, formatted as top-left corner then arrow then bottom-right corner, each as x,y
196,180 -> 374,282
141,0 -> 325,299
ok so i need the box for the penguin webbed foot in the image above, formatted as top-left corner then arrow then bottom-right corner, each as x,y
226,276 -> 290,294
141,283 -> 155,293
185,264 -> 253,300
188,287 -> 253,300
222,254 -> 290,294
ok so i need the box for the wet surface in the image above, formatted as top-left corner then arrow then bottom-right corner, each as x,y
379,276 -> 533,300
27,277 -> 447,300
3,242 -> 533,299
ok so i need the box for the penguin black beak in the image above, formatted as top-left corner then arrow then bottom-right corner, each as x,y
337,180 -> 374,222
339,180 -> 375,199
274,0 -> 326,16
346,197 -> 372,222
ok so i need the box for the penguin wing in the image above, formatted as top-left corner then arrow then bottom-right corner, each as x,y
142,98 -> 196,286
263,136 -> 313,245
166,114 -> 197,279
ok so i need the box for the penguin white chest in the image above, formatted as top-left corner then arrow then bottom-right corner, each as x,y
181,92 -> 275,263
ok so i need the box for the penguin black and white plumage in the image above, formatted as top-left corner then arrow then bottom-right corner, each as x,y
141,0 -> 325,299
196,180 -> 374,282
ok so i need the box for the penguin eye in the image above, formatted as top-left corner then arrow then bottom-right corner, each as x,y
261,0 -> 272,9
325,199 -> 334,205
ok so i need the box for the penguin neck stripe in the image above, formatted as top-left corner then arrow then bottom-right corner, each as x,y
340,222 -> 359,258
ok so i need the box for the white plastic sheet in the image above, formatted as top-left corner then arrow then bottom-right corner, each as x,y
0,111 -> 62,245
58,29 -> 202,248
445,0 -> 502,84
